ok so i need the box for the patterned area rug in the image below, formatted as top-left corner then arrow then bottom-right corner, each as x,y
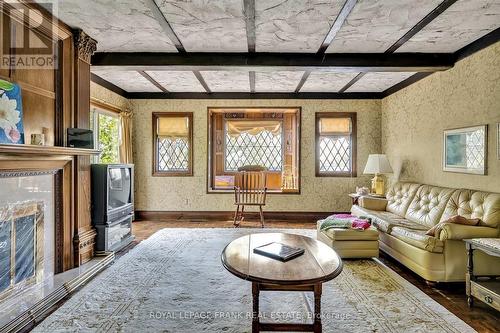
34,228 -> 474,332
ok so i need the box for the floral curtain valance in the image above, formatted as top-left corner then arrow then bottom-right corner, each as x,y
226,120 -> 281,137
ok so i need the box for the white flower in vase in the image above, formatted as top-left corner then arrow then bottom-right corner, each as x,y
0,93 -> 21,143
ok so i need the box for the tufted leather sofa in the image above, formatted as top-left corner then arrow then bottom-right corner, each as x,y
351,182 -> 500,282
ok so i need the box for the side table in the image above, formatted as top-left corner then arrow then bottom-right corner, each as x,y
464,238 -> 500,311
348,193 -> 386,206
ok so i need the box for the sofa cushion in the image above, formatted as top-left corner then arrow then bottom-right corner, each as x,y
386,183 -> 421,216
405,185 -> 455,228
390,227 -> 444,253
351,205 -> 427,234
371,212 -> 428,233
441,190 -> 500,228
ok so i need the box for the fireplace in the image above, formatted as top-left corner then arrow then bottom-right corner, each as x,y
0,173 -> 55,308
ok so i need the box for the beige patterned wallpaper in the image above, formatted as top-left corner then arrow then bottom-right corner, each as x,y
130,99 -> 381,212
382,42 -> 500,192
90,81 -> 131,110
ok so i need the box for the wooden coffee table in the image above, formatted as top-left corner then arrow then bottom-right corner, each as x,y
221,233 -> 343,333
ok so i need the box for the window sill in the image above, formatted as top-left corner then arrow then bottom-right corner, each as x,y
153,171 -> 193,177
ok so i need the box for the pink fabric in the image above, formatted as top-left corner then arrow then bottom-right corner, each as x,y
351,220 -> 371,230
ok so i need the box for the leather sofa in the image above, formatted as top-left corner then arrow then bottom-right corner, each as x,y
351,182 -> 500,282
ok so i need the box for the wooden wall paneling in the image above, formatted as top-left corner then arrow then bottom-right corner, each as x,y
2,9 -> 58,146
72,29 -> 97,266
61,159 -> 74,271
0,12 -> 10,78
20,92 -> 55,145
215,113 -> 224,177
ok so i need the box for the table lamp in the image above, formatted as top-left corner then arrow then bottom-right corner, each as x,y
363,154 -> 393,196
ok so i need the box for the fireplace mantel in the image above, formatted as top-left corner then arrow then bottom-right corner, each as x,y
0,144 -> 100,156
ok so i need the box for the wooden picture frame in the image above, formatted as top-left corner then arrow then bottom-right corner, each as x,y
443,125 -> 487,175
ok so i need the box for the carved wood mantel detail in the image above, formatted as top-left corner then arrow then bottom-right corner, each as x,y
73,29 -> 98,64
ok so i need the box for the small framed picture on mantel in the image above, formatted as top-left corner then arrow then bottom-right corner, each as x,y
443,125 -> 487,175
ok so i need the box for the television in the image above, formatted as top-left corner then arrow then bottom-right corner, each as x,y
91,164 -> 134,225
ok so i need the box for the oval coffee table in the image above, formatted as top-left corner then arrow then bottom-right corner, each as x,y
221,232 -> 343,333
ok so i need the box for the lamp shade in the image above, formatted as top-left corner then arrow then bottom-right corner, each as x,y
363,154 -> 393,174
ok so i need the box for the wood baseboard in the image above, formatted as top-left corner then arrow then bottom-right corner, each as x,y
135,211 -> 346,223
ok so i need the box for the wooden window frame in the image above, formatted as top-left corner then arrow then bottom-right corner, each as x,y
90,100 -> 121,164
152,112 -> 193,177
207,107 -> 301,194
315,112 -> 357,177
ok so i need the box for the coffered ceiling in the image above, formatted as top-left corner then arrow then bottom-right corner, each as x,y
45,0 -> 500,97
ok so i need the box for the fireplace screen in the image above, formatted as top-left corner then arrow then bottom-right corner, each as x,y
0,201 -> 44,296
0,173 -> 54,317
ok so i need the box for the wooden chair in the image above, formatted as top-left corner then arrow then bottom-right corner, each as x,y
233,168 -> 267,228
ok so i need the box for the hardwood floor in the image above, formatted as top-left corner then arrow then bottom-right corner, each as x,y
128,219 -> 500,333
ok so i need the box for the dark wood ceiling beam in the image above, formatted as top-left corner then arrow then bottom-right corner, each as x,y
455,27 -> 500,61
385,0 -> 459,53
317,0 -> 357,54
146,0 -> 186,53
338,72 -> 365,93
91,52 -> 454,72
138,71 -> 169,92
90,73 -> 127,97
249,71 -> 256,93
243,0 -> 256,53
126,92 -> 382,99
382,72 -> 432,97
193,71 -> 211,93
340,0 -> 459,93
294,71 -> 311,93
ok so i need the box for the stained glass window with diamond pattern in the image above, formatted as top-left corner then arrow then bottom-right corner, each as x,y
316,113 -> 356,176
224,121 -> 283,171
157,138 -> 189,171
153,113 -> 192,175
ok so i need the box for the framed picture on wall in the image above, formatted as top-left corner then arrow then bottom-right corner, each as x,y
443,125 -> 487,175
0,79 -> 24,144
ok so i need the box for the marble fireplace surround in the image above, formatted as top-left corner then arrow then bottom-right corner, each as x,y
0,157 -> 73,275
0,151 -> 113,332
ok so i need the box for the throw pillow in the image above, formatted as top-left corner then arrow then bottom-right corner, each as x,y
426,215 -> 481,237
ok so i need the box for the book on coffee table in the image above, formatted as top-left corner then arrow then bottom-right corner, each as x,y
253,242 -> 305,262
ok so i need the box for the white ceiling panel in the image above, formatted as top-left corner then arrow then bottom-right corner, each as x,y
92,70 -> 162,92
201,71 -> 250,92
255,71 -> 304,92
255,0 -> 344,52
42,0 -> 177,52
146,71 -> 205,92
327,0 -> 442,53
346,72 -> 416,93
397,0 -> 500,53
300,72 -> 359,92
157,0 -> 247,52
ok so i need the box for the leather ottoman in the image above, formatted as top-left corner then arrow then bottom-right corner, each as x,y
316,221 -> 379,258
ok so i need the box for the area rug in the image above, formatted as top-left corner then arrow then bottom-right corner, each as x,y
34,228 -> 475,333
